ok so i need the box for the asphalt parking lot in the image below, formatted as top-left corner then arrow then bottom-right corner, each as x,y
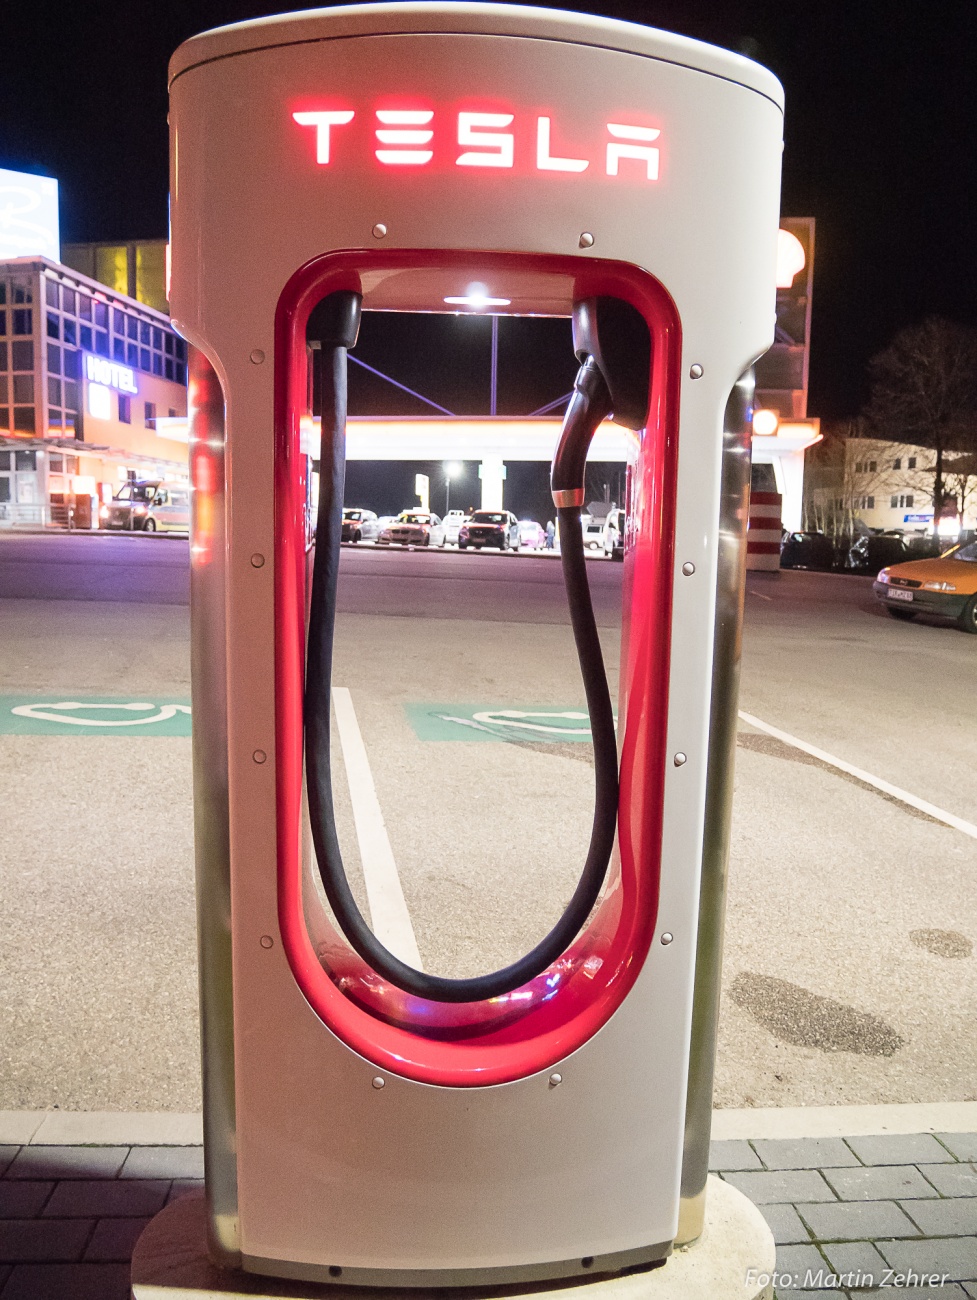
0,538 -> 974,1114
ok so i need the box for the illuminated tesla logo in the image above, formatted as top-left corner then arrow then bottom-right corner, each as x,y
292,109 -> 660,179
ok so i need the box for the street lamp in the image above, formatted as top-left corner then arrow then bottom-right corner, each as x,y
444,462 -> 463,515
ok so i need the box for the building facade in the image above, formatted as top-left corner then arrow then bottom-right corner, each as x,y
805,436 -> 977,540
61,240 -> 168,314
0,256 -> 188,527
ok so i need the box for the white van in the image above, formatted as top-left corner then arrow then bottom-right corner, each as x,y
101,480 -> 191,533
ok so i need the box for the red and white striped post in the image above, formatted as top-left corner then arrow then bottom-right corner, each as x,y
747,490 -> 782,571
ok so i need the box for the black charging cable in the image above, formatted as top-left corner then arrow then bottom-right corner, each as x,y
305,293 -> 643,1003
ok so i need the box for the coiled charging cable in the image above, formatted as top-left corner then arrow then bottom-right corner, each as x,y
305,292 -> 646,1003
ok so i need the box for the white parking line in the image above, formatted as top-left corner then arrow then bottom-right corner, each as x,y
331,687 -> 424,968
739,710 -> 977,841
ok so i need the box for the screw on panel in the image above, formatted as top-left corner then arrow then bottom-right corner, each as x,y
259,935 -> 274,950
581,1257 -> 595,1269
250,349 -> 265,365
578,232 -> 595,248
372,1076 -> 385,1089
673,752 -> 687,766
549,1073 -> 562,1088
660,932 -> 674,946
328,1267 -> 343,1278
250,554 -> 265,569
681,562 -> 695,576
689,364 -> 703,379
372,223 -> 388,239
253,749 -> 267,765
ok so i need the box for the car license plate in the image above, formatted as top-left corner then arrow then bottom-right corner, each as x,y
888,588 -> 913,602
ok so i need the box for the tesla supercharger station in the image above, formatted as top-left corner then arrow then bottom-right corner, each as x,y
169,4 -> 782,1288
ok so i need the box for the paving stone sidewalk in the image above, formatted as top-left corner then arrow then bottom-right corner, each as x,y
712,1132 -> 977,1299
0,1133 -> 973,1298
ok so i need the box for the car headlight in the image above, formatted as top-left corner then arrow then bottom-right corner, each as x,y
923,580 -> 957,592
134,506 -> 146,514
877,570 -> 890,583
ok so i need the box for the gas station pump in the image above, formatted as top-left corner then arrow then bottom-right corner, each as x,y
169,4 -> 783,1288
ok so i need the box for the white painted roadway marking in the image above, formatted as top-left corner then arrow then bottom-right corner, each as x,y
331,687 -> 424,969
740,710 -> 977,842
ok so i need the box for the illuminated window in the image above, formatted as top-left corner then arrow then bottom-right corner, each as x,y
88,383 -> 111,420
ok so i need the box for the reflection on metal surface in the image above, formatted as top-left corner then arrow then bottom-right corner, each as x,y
189,348 -> 240,1266
679,368 -> 754,1239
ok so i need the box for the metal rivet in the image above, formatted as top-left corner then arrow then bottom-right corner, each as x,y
328,1267 -> 343,1278
372,223 -> 388,239
250,553 -> 265,569
253,749 -> 267,765
689,364 -> 703,379
259,935 -> 273,950
249,349 -> 265,365
372,1076 -> 385,1089
578,232 -> 595,248
581,1257 -> 595,1269
673,752 -> 687,767
682,562 -> 695,576
549,1072 -> 562,1087
661,932 -> 674,946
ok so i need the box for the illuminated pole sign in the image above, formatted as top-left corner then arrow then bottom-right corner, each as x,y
293,108 -> 661,178
0,167 -> 60,261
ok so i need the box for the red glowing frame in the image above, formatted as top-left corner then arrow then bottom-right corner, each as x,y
274,250 -> 680,1087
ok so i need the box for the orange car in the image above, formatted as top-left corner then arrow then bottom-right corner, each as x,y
873,539 -> 977,633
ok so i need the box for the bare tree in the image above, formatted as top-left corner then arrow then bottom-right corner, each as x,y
864,318 -> 977,517
803,418 -> 894,538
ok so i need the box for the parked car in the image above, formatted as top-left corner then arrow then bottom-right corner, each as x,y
873,539 -> 977,633
458,510 -> 520,551
780,531 -> 835,571
341,508 -> 380,543
582,518 -> 606,552
100,480 -> 190,533
517,519 -> 546,550
442,509 -> 468,545
377,511 -> 446,547
603,508 -> 625,560
845,533 -> 909,572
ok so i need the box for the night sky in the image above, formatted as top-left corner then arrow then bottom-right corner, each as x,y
3,0 -> 976,421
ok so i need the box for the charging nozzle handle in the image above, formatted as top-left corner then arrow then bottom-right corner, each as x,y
550,357 -> 612,508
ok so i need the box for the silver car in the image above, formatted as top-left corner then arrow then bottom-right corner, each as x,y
377,511 -> 446,547
342,508 -> 380,543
